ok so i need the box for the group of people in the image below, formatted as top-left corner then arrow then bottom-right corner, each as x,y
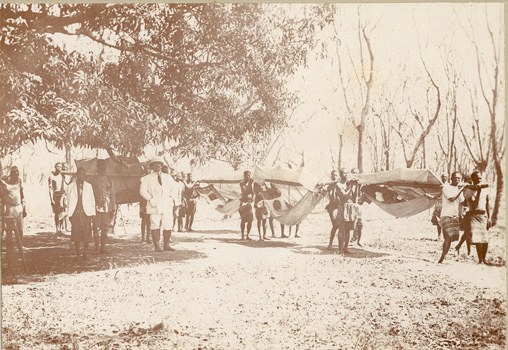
49,161 -> 116,260
320,168 -> 364,254
237,170 -> 300,241
0,158 -> 494,266
432,170 -> 492,264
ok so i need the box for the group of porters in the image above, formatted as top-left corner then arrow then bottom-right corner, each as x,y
0,157 -> 494,269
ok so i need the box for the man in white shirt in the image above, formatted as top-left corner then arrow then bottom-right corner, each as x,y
139,157 -> 178,252
437,171 -> 464,263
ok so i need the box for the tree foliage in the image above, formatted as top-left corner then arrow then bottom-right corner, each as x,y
0,3 -> 333,160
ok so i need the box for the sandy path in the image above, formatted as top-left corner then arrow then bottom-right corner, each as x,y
2,206 -> 506,349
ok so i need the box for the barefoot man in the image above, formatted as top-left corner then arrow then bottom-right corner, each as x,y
239,170 -> 255,240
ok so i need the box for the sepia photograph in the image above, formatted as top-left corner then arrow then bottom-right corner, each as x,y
0,2 -> 506,349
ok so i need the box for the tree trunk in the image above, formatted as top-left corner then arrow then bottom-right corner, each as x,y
491,159 -> 503,226
356,124 -> 364,172
337,134 -> 343,170
65,144 -> 72,170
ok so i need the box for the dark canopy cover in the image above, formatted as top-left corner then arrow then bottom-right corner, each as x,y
75,157 -> 146,204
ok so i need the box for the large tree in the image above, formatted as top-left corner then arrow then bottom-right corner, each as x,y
0,3 -> 332,163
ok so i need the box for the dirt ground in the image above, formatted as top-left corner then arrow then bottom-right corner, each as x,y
1,203 -> 506,350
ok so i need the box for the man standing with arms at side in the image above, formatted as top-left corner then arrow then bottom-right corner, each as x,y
437,171 -> 464,263
465,171 -> 491,264
92,159 -> 116,254
67,167 -> 96,261
1,166 -> 26,269
239,170 -> 255,240
140,157 -> 178,252
183,172 -> 199,232
173,173 -> 185,232
48,162 -> 66,235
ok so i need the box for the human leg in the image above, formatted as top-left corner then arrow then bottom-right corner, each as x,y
438,236 -> 452,263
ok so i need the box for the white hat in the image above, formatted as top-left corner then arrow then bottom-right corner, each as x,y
149,156 -> 164,166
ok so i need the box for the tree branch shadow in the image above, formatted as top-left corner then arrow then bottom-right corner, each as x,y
2,232 -> 206,285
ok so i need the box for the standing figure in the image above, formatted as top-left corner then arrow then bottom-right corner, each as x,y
437,171 -> 464,263
324,170 -> 340,249
325,169 -> 354,253
92,159 -> 116,254
431,173 -> 449,239
349,168 -> 364,247
67,167 -> 96,261
1,166 -> 26,269
173,173 -> 185,232
61,163 -> 71,231
455,175 -> 473,255
183,173 -> 199,232
239,170 -> 255,240
139,166 -> 151,243
48,162 -> 66,235
254,183 -> 270,241
464,171 -> 491,264
263,182 -> 281,238
139,157 -> 178,252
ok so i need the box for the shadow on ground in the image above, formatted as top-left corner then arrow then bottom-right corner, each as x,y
291,245 -> 389,258
1,232 -> 206,285
211,237 -> 299,249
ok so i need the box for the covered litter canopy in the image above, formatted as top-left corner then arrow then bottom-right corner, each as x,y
356,168 -> 442,218
75,157 -> 146,204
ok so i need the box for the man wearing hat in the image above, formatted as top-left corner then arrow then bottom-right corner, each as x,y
139,157 -> 178,252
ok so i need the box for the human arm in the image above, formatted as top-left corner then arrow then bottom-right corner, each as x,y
139,177 -> 152,201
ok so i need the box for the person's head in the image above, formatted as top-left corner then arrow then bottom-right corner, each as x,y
9,166 -> 19,180
54,162 -> 62,173
97,159 -> 107,175
440,173 -> 448,183
149,157 -> 164,173
76,167 -> 86,182
330,170 -> 338,181
243,170 -> 251,181
464,175 -> 472,184
450,171 -> 462,186
62,163 -> 69,172
351,168 -> 360,175
187,173 -> 193,181
471,171 -> 482,185
339,167 -> 349,181
161,165 -> 169,174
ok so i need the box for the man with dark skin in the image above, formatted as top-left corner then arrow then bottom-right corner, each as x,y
349,168 -> 365,247
172,172 -> 185,232
464,171 -> 491,264
139,166 -> 151,243
67,167 -> 96,260
322,169 -> 354,252
437,171 -> 464,263
183,173 -> 199,231
1,166 -> 26,269
432,173 -> 449,239
239,170 -> 255,240
92,159 -> 116,254
455,175 -> 473,255
61,163 -> 71,232
48,162 -> 66,235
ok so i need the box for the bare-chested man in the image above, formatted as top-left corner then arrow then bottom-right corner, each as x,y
49,162 -> 66,235
239,170 -> 255,240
